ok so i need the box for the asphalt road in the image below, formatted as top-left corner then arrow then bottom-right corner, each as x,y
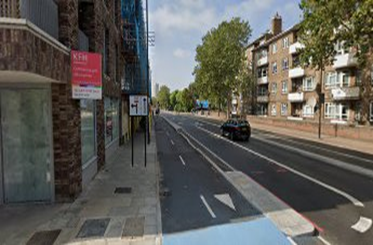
162,113 -> 373,245
155,116 -> 260,234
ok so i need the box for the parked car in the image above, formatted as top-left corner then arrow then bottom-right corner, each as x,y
220,119 -> 251,141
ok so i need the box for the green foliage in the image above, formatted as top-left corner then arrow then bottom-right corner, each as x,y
151,97 -> 158,106
299,0 -> 373,69
194,17 -> 252,114
169,90 -> 179,110
157,85 -> 170,109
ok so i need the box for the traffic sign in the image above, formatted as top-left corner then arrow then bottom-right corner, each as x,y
129,95 -> 148,116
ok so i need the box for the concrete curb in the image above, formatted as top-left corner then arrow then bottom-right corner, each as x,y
160,114 -> 317,239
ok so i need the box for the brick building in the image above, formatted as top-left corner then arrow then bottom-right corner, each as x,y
248,14 -> 373,129
0,0 -> 124,204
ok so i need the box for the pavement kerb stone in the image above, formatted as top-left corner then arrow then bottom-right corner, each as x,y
160,114 -> 317,239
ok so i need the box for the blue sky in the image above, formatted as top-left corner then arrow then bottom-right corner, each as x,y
149,0 -> 302,92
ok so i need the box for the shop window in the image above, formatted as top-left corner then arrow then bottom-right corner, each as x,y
281,103 -> 288,116
303,77 -> 315,91
81,100 -> 96,165
281,80 -> 288,94
271,104 -> 277,116
272,62 -> 277,74
272,82 -> 277,94
105,97 -> 119,146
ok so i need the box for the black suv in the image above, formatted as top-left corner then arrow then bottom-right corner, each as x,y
220,119 -> 251,141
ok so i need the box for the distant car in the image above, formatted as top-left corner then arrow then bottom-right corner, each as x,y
220,119 -> 251,141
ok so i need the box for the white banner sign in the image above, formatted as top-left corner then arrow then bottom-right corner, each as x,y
129,95 -> 148,116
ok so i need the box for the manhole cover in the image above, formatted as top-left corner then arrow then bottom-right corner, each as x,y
76,218 -> 110,238
26,230 -> 61,245
114,187 -> 132,194
122,217 -> 145,238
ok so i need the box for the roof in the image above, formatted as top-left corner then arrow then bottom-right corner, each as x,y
252,23 -> 301,52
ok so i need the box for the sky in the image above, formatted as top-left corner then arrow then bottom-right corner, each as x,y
149,0 -> 302,92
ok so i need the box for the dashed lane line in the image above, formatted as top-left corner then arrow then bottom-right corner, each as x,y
200,195 -> 216,219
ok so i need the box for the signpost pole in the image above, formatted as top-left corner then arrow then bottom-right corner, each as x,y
131,116 -> 134,167
146,0 -> 150,146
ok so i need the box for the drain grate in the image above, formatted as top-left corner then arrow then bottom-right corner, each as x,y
76,218 -> 110,238
26,230 -> 61,245
114,187 -> 132,194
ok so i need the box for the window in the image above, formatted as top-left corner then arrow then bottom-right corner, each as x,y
325,103 -> 349,120
370,102 -> 373,122
271,82 -> 277,94
272,62 -> 277,74
356,70 -> 362,86
303,77 -> 315,91
272,43 -> 277,54
105,97 -> 119,145
355,102 -> 362,122
258,86 -> 268,96
341,72 -> 350,87
258,49 -> 267,59
257,68 -> 268,78
303,105 -> 314,118
282,58 -> 289,70
293,56 -> 300,67
281,80 -> 288,94
282,37 -> 289,48
371,66 -> 373,86
335,41 -> 349,55
81,100 -> 96,165
271,104 -> 277,116
257,104 -> 268,116
281,103 -> 288,116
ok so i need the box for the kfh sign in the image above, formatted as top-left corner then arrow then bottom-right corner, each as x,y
71,50 -> 102,100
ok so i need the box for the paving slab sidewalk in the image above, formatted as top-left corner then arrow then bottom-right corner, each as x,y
0,130 -> 161,245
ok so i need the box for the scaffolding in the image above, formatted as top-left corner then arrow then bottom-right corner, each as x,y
121,0 -> 148,95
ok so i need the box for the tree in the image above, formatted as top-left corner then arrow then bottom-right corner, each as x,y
157,85 -> 170,109
169,90 -> 179,110
194,17 -> 252,118
299,0 -> 373,68
299,0 -> 373,137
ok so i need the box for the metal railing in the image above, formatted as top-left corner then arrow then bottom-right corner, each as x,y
20,0 -> 59,40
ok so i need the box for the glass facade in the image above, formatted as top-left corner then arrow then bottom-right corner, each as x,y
105,97 -> 120,146
80,100 -> 96,165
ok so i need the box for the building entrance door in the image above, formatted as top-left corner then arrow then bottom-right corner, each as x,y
0,88 -> 53,203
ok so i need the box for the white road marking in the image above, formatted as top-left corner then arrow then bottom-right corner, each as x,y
179,155 -> 186,166
200,195 -> 216,218
351,216 -> 372,233
287,237 -> 297,245
214,194 -> 236,211
194,117 -> 373,164
170,139 -> 175,145
318,236 -> 332,245
197,126 -> 365,207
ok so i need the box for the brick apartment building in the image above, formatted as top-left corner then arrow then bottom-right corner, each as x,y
0,0 -> 124,204
248,14 -> 373,131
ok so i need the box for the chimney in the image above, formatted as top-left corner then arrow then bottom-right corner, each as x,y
271,12 -> 282,36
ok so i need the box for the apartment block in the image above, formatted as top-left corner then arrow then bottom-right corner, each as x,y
0,0 -> 124,204
248,14 -> 373,127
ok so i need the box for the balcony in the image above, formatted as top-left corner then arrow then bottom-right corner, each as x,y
257,76 -> 268,85
289,67 -> 305,79
288,92 -> 305,102
289,42 -> 305,55
331,87 -> 360,101
257,95 -> 269,103
333,53 -> 357,69
257,56 -> 268,66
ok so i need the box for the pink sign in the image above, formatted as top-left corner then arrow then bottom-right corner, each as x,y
71,50 -> 102,99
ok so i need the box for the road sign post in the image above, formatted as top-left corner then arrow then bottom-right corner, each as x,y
129,95 -> 149,167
